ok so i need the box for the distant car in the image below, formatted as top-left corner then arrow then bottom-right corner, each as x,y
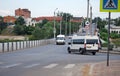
56,34 -> 65,45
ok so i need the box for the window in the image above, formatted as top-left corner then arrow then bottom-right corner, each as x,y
73,39 -> 84,44
86,39 -> 98,44
57,37 -> 65,40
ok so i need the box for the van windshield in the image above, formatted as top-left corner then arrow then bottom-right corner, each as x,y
73,39 -> 84,44
86,39 -> 98,44
57,37 -> 65,40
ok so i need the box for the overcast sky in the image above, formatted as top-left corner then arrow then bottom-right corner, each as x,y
0,0 -> 120,19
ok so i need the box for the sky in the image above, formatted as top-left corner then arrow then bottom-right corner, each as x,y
0,0 -> 120,19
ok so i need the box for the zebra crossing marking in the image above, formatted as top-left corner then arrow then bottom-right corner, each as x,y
2,63 -> 22,68
24,63 -> 40,68
44,63 -> 58,69
64,64 -> 75,69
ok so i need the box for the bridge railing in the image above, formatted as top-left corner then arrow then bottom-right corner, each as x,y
0,39 -> 55,53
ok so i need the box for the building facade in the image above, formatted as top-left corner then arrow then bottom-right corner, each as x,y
3,16 -> 16,23
105,25 -> 120,34
15,8 -> 31,18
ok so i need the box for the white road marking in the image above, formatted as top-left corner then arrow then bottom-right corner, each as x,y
24,63 -> 40,68
89,64 -> 96,75
64,64 -> 75,69
44,63 -> 58,69
3,63 -> 22,68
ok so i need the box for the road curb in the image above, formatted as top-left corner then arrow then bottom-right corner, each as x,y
99,50 -> 120,55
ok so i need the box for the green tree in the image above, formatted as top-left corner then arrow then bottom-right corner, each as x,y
93,17 -> 107,30
0,16 -> 7,34
36,19 -> 48,28
24,26 -> 35,35
114,17 -> 120,26
32,26 -> 42,39
15,16 -> 25,25
14,25 -> 25,35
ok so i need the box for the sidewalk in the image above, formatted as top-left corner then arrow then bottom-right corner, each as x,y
82,60 -> 120,76
99,49 -> 120,55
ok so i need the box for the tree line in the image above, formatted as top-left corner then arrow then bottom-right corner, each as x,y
0,15 -> 120,40
0,13 -> 80,40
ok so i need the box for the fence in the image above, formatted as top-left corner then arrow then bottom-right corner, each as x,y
0,39 -> 55,53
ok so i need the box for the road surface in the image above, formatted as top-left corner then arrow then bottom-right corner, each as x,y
0,44 -> 120,76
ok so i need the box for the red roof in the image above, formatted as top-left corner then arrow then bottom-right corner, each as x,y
33,16 -> 62,22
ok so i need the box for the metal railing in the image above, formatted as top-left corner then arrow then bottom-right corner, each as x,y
0,39 -> 54,53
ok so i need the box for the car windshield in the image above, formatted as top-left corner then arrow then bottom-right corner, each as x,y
86,39 -> 98,44
73,39 -> 84,44
57,37 -> 64,40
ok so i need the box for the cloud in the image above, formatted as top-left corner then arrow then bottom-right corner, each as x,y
0,10 -> 12,16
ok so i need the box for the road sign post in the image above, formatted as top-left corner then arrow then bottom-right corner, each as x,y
100,0 -> 120,66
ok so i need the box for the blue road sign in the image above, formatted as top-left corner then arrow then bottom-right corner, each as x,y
100,0 -> 120,12
103,0 -> 118,9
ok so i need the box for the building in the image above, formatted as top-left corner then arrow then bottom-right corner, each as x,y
3,16 -> 16,23
71,17 -> 83,23
110,26 -> 120,34
33,16 -> 62,23
15,8 -> 31,18
105,25 -> 120,34
25,18 -> 36,26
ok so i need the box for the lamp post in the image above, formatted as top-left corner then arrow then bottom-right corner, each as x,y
53,8 -> 58,39
69,17 -> 71,35
60,12 -> 63,34
65,14 -> 68,36
87,0 -> 90,21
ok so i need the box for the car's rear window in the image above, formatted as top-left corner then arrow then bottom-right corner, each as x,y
86,39 -> 98,44
73,39 -> 84,44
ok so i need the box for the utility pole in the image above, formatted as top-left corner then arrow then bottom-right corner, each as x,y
65,14 -> 68,36
60,12 -> 63,34
87,0 -> 90,21
53,8 -> 58,39
90,6 -> 92,35
69,17 -> 71,35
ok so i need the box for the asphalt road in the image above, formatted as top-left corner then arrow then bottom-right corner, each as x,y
0,44 -> 120,76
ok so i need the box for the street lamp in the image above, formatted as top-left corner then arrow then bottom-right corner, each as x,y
53,8 -> 58,39
65,14 -> 68,36
59,12 -> 63,35
87,0 -> 90,21
69,17 -> 72,35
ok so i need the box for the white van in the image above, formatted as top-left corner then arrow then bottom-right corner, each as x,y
67,36 -> 85,54
67,35 -> 100,55
56,34 -> 65,45
84,35 -> 100,55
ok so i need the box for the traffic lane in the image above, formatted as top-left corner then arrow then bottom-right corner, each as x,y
0,44 -> 120,64
0,44 -> 64,63
0,44 -> 120,76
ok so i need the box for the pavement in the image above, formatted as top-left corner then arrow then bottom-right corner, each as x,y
81,60 -> 120,76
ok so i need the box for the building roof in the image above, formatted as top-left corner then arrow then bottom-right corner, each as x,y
33,16 -> 62,22
70,17 -> 83,23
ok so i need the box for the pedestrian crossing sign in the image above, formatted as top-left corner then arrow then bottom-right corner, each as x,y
100,0 -> 120,12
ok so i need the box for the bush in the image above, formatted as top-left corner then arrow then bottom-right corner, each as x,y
102,43 -> 114,50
